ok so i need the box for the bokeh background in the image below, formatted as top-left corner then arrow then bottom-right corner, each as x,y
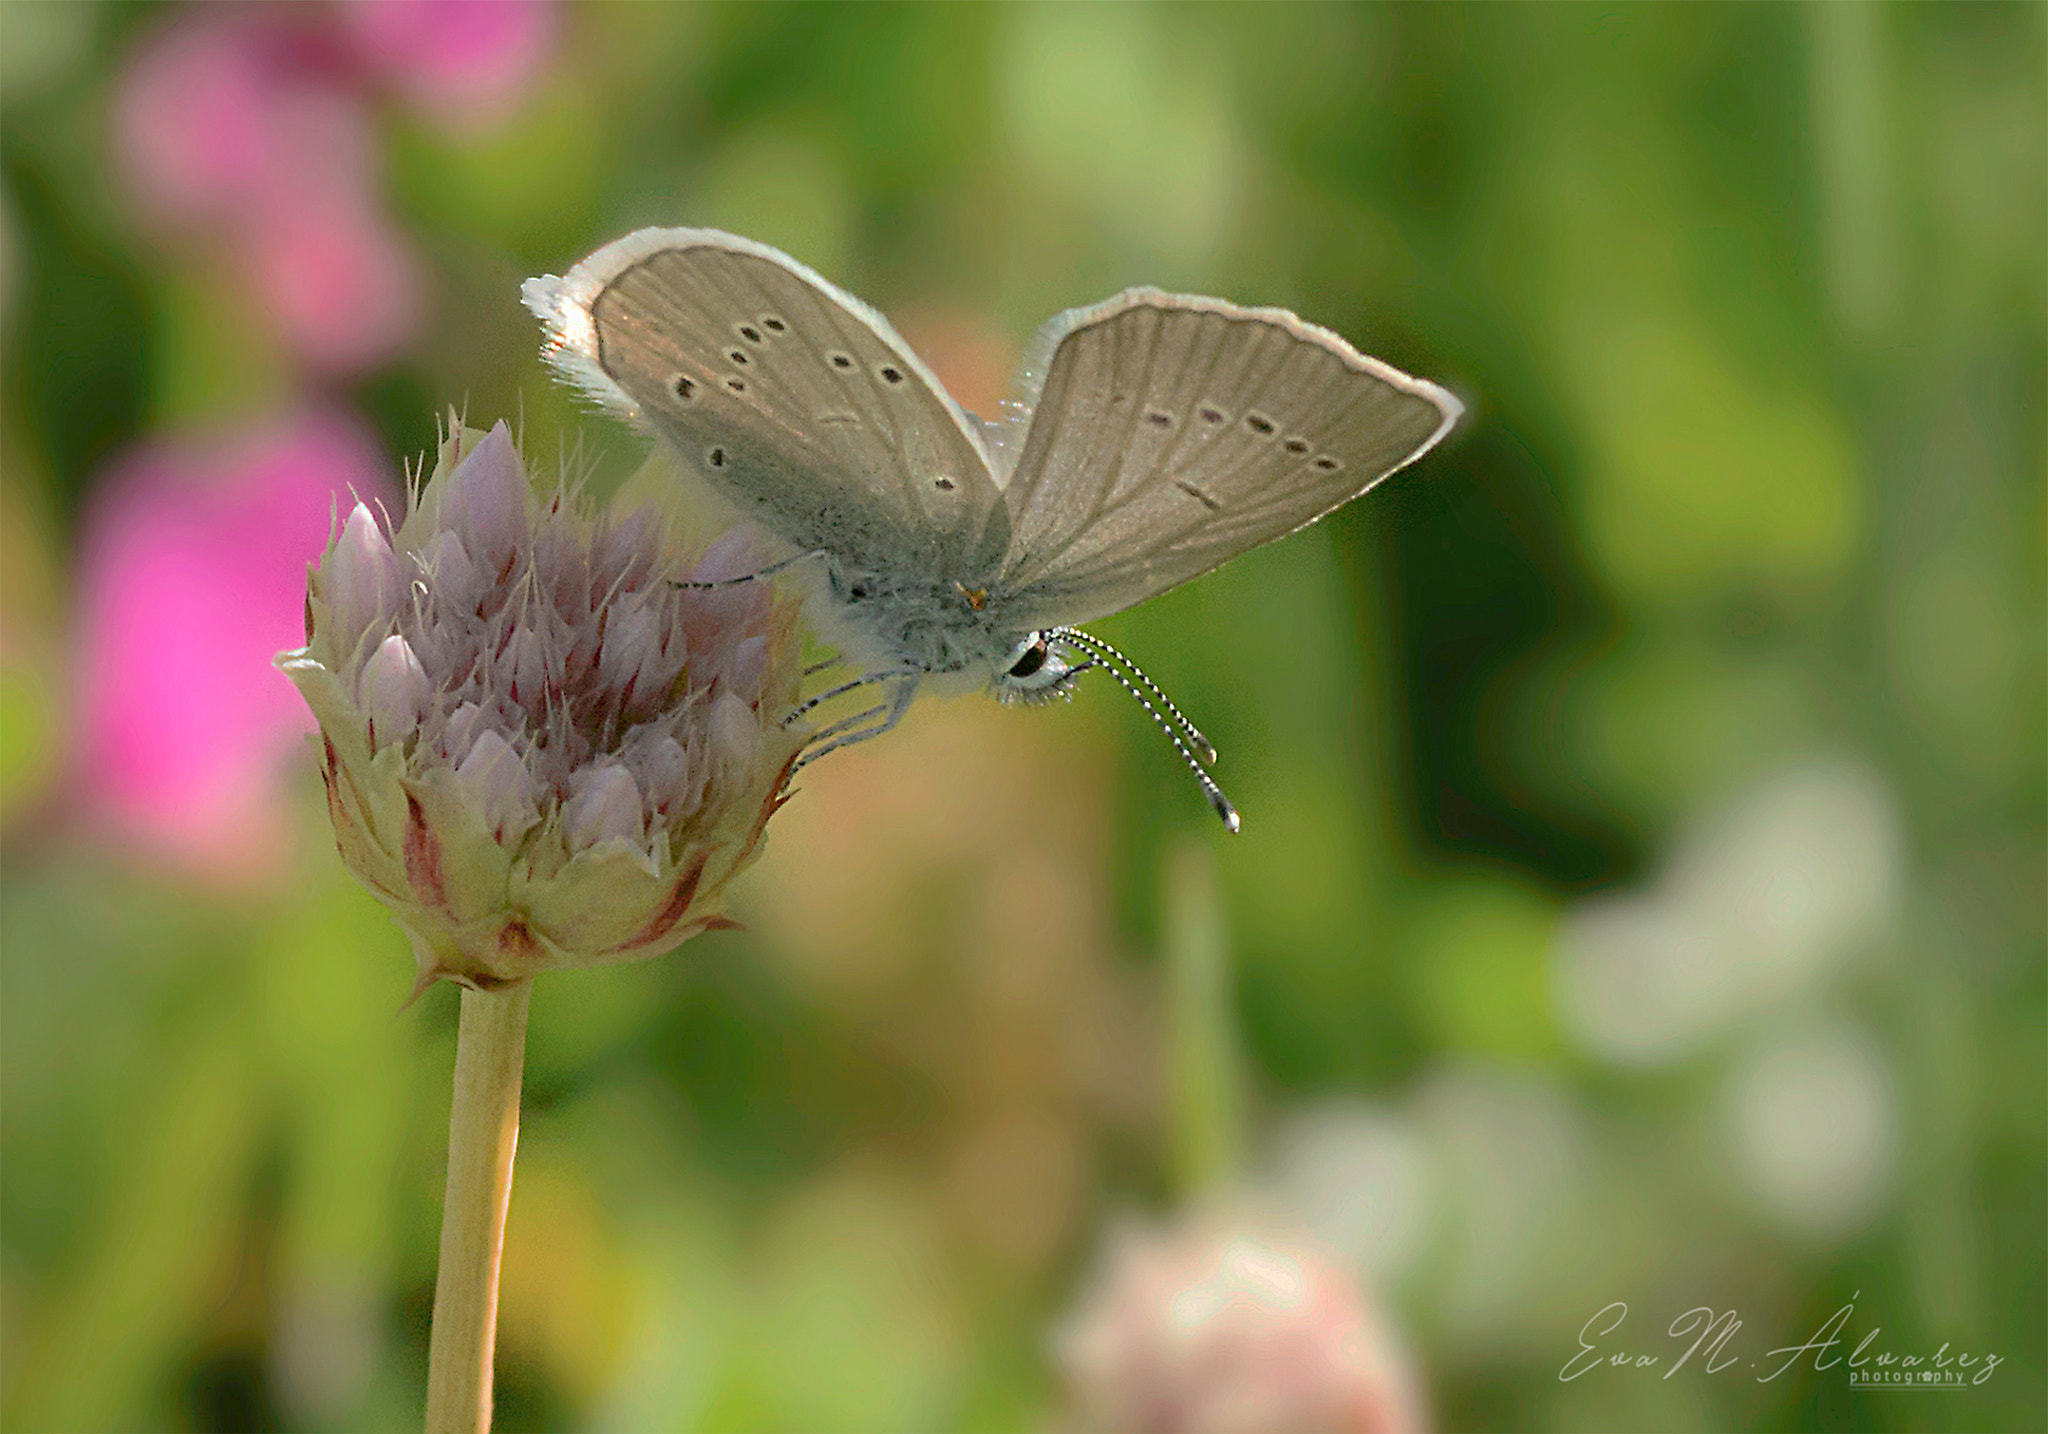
3,3 -> 2042,1431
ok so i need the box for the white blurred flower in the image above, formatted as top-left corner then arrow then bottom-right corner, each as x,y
1721,1020 -> 1898,1241
1414,1066 -> 1595,1348
1259,1100 -> 1436,1292
278,421 -> 807,989
1554,757 -> 1902,1064
1053,1216 -> 1423,1434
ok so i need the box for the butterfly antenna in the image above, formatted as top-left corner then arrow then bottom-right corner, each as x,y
1048,627 -> 1218,765
1051,629 -> 1239,833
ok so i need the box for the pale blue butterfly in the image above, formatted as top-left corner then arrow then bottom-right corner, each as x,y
525,230 -> 1460,829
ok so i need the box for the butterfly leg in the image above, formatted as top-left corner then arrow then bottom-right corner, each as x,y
794,700 -> 900,762
783,667 -> 915,729
671,548 -> 829,592
791,673 -> 920,770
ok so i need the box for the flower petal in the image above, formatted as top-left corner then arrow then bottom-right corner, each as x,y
328,503 -> 405,652
358,634 -> 429,747
565,763 -> 645,852
452,728 -> 535,846
435,423 -> 528,579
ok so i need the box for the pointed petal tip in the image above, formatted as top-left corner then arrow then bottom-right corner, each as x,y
399,963 -> 440,1011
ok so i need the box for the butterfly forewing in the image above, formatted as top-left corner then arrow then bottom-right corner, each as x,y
992,291 -> 1460,629
536,230 -> 1002,577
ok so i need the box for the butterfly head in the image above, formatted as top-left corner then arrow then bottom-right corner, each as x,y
991,631 -> 1088,706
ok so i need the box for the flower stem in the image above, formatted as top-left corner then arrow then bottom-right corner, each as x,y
425,981 -> 533,1434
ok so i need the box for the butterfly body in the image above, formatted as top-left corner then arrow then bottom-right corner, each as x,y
525,228 -> 1461,824
823,563 -> 1016,682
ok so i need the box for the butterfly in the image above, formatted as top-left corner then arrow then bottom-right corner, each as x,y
525,230 -> 1460,829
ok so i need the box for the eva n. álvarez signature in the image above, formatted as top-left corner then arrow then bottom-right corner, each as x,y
1559,1293 -> 2002,1386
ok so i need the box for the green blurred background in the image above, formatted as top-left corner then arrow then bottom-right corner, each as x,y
2,3 -> 2042,1430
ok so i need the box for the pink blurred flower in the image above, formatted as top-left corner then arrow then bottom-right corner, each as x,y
243,186 -> 422,372
339,0 -> 555,130
115,10 -> 372,231
1054,1219 -> 1425,1434
74,410 -> 394,879
113,6 -> 425,373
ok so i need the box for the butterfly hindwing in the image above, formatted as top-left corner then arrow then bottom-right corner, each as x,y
990,290 -> 1460,629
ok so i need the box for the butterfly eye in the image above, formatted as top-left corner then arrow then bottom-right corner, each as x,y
1006,636 -> 1050,679
992,633 -> 1085,708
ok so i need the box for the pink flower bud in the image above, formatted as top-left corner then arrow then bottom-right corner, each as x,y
433,423 -> 528,581
413,528 -> 482,613
328,503 -> 405,654
596,597 -> 662,696
358,634 -> 429,745
497,627 -> 552,712
453,729 -> 534,846
565,764 -> 645,852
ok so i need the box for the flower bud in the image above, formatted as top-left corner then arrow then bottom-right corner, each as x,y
357,633 -> 429,745
565,763 -> 646,854
278,420 -> 807,989
326,501 -> 406,647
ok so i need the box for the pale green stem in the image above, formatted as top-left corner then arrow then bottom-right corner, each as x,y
1165,838 -> 1244,1199
425,981 -> 533,1434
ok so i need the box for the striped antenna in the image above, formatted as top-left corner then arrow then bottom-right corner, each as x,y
1049,627 -> 1238,832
